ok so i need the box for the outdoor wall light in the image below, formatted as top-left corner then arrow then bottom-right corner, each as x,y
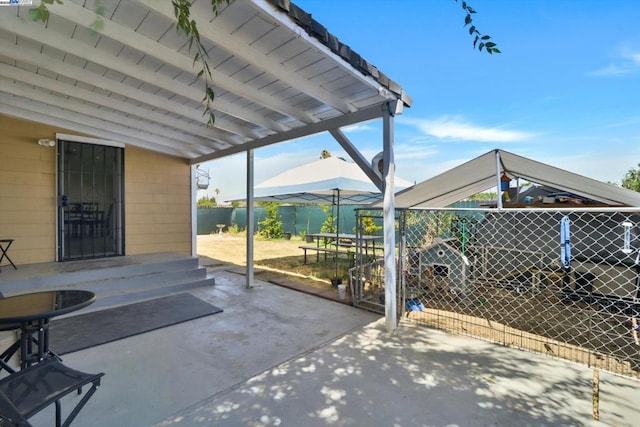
372,151 -> 384,179
38,138 -> 56,147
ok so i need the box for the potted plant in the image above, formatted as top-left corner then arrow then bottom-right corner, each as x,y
330,269 -> 349,289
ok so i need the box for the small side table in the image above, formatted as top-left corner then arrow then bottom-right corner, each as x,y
0,239 -> 16,272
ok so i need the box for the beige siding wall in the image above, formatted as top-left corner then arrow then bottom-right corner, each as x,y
124,147 -> 192,255
0,115 -> 193,265
0,116 -> 58,264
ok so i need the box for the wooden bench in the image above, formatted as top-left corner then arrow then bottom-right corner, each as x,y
298,245 -> 350,264
0,358 -> 104,427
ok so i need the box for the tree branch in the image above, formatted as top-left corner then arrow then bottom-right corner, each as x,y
456,0 -> 501,54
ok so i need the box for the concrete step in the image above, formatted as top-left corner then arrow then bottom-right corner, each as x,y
0,253 -> 199,294
59,266 -> 207,294
84,275 -> 216,312
0,253 -> 215,310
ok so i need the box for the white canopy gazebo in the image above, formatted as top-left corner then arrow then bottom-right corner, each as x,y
249,156 -> 413,205
236,156 -> 413,279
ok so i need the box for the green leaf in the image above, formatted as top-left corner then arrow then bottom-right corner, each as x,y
479,42 -> 484,51
31,4 -> 50,23
89,18 -> 104,34
29,7 -> 44,22
95,0 -> 105,17
491,48 -> 501,54
469,25 -> 475,35
481,35 -> 491,40
473,35 -> 479,48
462,1 -> 467,10
464,14 -> 472,25
191,20 -> 200,40
485,42 -> 496,48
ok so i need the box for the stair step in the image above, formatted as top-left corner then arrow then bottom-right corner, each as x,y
0,253 -> 216,313
58,267 -> 206,294
85,276 -> 215,312
0,253 -> 202,296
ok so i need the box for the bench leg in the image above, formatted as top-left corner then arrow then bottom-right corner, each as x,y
56,400 -> 62,427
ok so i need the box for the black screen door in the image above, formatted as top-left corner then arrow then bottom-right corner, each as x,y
58,140 -> 124,261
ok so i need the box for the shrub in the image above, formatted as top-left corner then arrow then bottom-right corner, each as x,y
320,205 -> 336,234
360,215 -> 382,235
258,203 -> 284,239
227,223 -> 242,235
197,196 -> 216,208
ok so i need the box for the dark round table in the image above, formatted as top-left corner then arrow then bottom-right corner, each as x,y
0,290 -> 96,371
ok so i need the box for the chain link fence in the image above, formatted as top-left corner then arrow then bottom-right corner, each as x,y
351,207 -> 640,379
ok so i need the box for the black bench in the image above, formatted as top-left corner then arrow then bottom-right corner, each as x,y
0,358 -> 104,427
298,245 -> 350,264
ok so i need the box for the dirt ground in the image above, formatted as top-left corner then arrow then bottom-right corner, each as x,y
197,233 -> 352,290
197,233 -> 302,264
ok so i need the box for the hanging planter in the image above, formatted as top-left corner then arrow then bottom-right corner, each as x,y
195,167 -> 211,190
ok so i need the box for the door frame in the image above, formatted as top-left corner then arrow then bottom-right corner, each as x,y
55,133 -> 125,261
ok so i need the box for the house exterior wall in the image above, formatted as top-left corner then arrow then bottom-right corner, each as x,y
125,147 -> 192,255
0,116 -> 58,264
0,115 -> 193,265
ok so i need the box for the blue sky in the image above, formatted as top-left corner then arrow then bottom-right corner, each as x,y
202,0 -> 640,203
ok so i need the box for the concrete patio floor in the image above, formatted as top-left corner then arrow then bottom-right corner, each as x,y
27,268 -> 640,427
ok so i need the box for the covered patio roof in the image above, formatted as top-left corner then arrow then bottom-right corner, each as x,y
0,0 -> 411,163
1,0 -> 409,330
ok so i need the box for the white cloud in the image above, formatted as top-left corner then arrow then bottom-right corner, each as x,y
589,63 -> 633,77
342,123 -> 376,133
401,116 -> 535,142
394,142 -> 438,160
590,46 -> 640,76
625,51 -> 640,65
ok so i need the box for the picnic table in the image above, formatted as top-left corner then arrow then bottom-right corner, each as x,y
298,233 -> 382,264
